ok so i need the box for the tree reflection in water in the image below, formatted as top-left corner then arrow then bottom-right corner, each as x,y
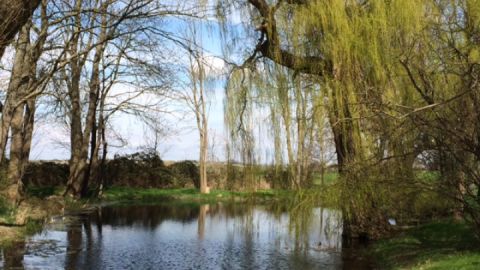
0,202 -> 371,269
2,241 -> 26,270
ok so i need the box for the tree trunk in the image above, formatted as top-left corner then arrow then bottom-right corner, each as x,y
199,128 -> 208,193
328,87 -> 357,174
4,24 -> 32,203
0,24 -> 30,164
0,100 -> 13,163
2,3 -> 46,202
96,127 -> 108,198
65,0 -> 107,198
0,0 -> 41,58
65,64 -> 87,198
7,104 -> 27,202
19,97 -> 36,178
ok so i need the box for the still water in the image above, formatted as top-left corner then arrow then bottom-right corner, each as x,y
0,203 -> 371,269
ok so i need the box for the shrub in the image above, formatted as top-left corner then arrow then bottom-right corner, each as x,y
105,151 -> 174,188
168,161 -> 200,188
23,161 -> 69,187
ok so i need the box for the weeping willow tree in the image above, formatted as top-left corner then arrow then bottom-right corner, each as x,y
224,69 -> 259,190
217,0 -> 441,237
224,57 -> 326,189
256,65 -> 324,189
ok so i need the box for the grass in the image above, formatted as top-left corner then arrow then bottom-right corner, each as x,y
312,172 -> 339,186
102,186 -> 292,203
311,170 -> 440,187
371,221 -> 480,269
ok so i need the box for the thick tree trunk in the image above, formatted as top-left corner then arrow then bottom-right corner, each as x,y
65,65 -> 88,198
328,87 -> 357,174
7,105 -> 26,201
0,0 -> 41,58
3,24 -> 34,203
2,3 -> 46,201
19,97 -> 36,176
65,1 -> 106,198
0,100 -> 13,163
0,24 -> 30,164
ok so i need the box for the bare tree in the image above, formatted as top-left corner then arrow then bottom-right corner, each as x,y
58,0 -> 203,198
179,23 -> 212,193
1,1 -> 50,202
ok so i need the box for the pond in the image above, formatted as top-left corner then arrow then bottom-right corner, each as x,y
0,202 -> 371,269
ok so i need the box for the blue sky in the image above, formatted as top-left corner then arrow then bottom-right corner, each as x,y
1,8 -> 275,163
29,18 -> 233,162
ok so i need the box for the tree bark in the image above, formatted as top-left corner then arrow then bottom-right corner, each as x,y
2,2 -> 47,203
4,24 -> 31,202
20,97 -> 36,176
0,0 -> 41,58
65,0 -> 106,198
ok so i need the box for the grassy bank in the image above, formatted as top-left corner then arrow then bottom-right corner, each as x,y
370,221 -> 480,269
24,186 -> 295,207
0,194 -> 63,246
102,187 -> 292,203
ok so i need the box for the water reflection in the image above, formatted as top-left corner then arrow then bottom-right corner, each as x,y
0,202 -> 371,269
1,241 -> 25,270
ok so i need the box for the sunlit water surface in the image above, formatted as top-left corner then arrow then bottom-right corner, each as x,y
0,203 -> 370,269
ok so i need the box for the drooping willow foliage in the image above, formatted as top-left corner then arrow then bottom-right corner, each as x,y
219,0 -> 480,236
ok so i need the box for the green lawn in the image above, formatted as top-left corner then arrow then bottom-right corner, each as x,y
371,221 -> 480,269
102,186 -> 292,203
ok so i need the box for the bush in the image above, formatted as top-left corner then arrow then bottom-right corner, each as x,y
23,162 -> 69,187
105,151 -> 174,188
168,161 -> 200,188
